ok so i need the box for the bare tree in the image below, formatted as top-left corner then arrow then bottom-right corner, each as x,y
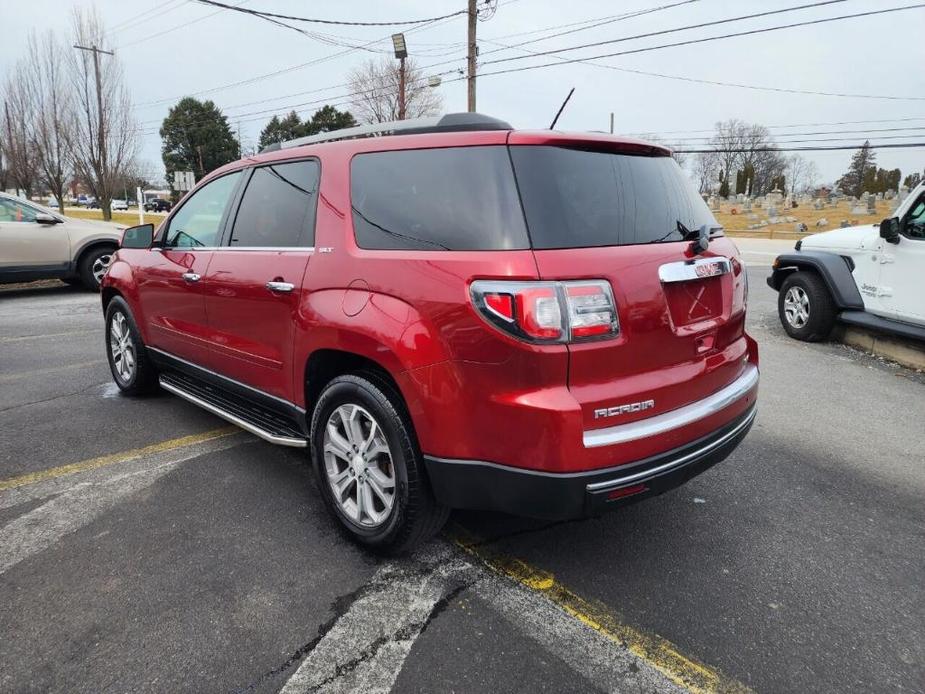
348,58 -> 442,124
785,154 -> 820,197
25,31 -> 74,212
1,61 -> 40,197
693,151 -> 720,195
67,7 -> 138,220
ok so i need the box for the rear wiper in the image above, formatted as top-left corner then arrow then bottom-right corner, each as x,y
648,220 -> 700,244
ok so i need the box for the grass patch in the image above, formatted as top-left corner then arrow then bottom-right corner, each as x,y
64,208 -> 165,227
715,199 -> 890,238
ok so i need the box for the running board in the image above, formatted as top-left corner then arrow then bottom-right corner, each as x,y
159,373 -> 307,448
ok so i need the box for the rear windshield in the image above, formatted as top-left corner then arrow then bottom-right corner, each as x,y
350,145 -> 529,251
510,146 -> 717,249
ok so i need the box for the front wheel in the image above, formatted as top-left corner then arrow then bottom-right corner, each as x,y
310,374 -> 449,555
105,298 -> 159,394
778,271 -> 837,342
79,246 -> 116,290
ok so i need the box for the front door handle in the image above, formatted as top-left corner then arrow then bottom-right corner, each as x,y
182,272 -> 201,282
266,281 -> 295,293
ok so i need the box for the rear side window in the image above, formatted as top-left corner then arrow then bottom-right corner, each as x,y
510,146 -> 716,249
350,146 -> 529,251
230,159 -> 320,247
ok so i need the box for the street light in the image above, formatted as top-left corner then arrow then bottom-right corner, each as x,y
392,33 -> 408,120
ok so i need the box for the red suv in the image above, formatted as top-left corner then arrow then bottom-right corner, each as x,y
102,114 -> 758,553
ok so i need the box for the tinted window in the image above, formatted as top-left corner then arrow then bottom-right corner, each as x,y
230,160 -> 320,247
0,198 -> 39,222
903,193 -> 925,240
510,146 -> 717,249
351,146 -> 529,251
165,171 -> 241,247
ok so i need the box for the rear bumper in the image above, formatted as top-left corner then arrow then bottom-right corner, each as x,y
424,404 -> 756,520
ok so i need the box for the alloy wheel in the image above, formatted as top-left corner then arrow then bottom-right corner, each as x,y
92,254 -> 113,284
323,404 -> 396,528
109,311 -> 136,383
783,286 -> 810,328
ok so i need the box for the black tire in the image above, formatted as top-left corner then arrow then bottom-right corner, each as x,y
61,277 -> 82,286
309,374 -> 449,555
78,245 -> 117,291
104,297 -> 159,395
778,271 -> 837,342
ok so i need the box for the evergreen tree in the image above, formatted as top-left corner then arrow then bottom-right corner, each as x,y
160,97 -> 239,189
837,141 -> 876,197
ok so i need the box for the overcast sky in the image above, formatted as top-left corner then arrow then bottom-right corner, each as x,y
2,0 -> 923,186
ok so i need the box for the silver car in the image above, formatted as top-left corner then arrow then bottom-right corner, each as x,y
0,193 -> 124,289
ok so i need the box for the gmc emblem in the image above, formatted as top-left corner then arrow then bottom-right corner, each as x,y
594,400 -> 655,419
695,261 -> 724,278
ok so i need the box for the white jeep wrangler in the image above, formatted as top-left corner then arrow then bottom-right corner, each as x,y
768,182 -> 925,342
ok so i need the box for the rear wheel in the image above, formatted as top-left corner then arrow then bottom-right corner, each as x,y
78,245 -> 116,290
310,374 -> 449,555
778,271 -> 837,342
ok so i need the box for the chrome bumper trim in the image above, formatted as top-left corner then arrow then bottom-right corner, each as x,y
159,378 -> 307,448
585,406 -> 756,492
583,364 -> 759,448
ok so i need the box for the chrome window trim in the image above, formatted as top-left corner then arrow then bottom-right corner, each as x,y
583,364 -> 758,448
585,406 -> 756,492
658,257 -> 732,283
153,246 -> 315,252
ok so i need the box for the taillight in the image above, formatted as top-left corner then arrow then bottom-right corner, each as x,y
470,280 -> 619,344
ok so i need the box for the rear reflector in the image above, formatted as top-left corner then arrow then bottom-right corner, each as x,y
470,279 -> 618,344
607,483 -> 648,500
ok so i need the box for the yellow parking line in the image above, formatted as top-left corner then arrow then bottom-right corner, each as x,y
0,427 -> 238,492
0,360 -> 106,382
0,330 -> 99,344
451,524 -> 752,694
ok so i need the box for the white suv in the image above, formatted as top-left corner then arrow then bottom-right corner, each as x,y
0,193 -> 123,289
768,183 -> 925,342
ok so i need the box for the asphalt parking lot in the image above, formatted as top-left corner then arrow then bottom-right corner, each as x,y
1,267 -> 923,694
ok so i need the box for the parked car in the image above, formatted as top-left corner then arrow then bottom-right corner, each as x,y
0,192 -> 123,289
768,181 -> 925,342
102,113 -> 759,553
143,199 -> 172,213
111,199 -> 129,211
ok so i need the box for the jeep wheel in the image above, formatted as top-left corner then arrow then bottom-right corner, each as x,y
79,246 -> 116,290
310,374 -> 449,555
778,271 -> 836,342
105,298 -> 159,394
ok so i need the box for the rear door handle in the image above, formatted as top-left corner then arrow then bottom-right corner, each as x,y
266,281 -> 295,293
182,272 -> 201,282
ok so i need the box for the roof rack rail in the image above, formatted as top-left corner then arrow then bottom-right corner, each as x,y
260,112 -> 512,153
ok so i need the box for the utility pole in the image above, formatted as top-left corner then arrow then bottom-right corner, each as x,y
398,57 -> 407,120
392,34 -> 408,120
467,0 -> 478,112
610,113 -> 614,134
196,145 -> 204,178
73,44 -> 114,216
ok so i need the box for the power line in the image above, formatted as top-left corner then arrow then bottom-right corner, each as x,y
479,0 -> 852,67
639,116 -> 925,136
459,3 -> 925,92
674,143 -> 925,153
645,127 -> 925,143
105,0 -> 187,35
133,13 -> 461,108
116,0 -> 249,49
192,0 -> 468,27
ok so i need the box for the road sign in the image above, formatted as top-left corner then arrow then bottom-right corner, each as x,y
173,170 -> 195,192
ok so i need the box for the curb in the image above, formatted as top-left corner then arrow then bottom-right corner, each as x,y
835,326 -> 925,371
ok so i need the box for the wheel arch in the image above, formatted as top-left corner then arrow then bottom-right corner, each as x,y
768,251 -> 864,310
74,238 -> 119,271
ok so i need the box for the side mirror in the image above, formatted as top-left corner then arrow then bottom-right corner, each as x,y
879,217 -> 901,244
121,223 -> 154,249
35,213 -> 61,225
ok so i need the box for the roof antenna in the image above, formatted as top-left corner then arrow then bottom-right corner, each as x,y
549,87 -> 575,130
